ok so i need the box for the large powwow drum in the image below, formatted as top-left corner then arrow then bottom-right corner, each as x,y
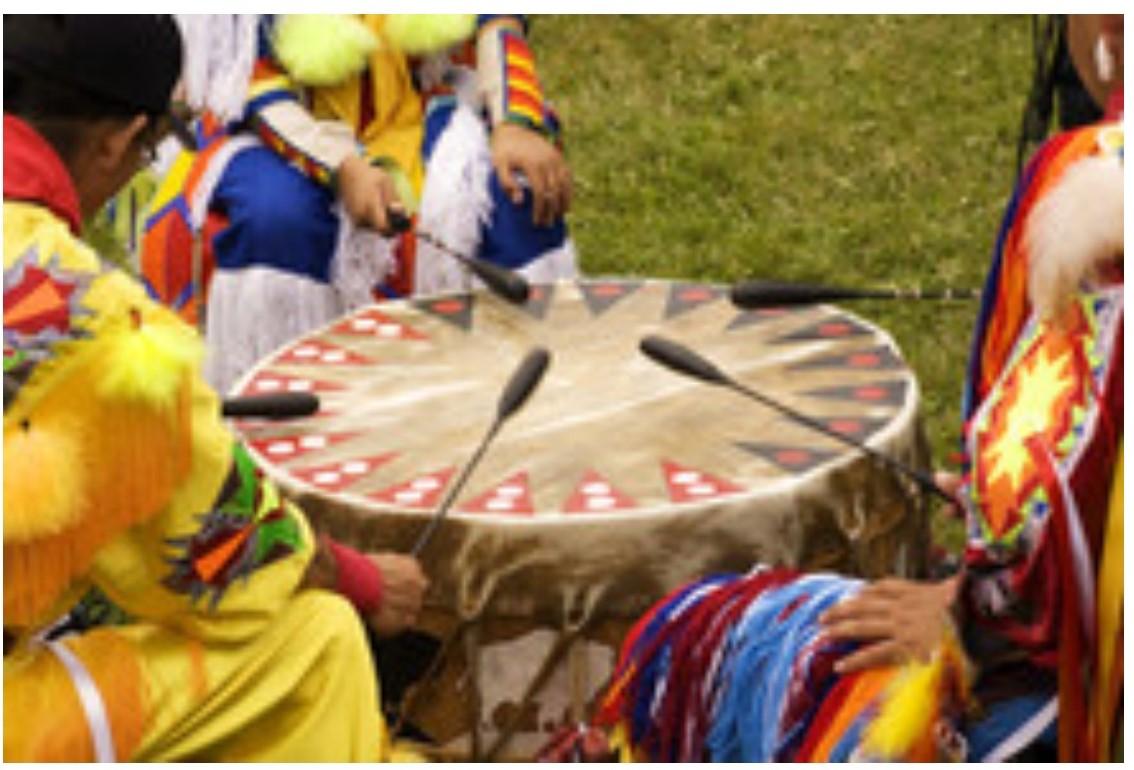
231,278 -> 931,759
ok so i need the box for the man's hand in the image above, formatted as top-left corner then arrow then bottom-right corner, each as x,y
336,154 -> 404,236
819,576 -> 959,674
491,122 -> 573,227
364,552 -> 429,638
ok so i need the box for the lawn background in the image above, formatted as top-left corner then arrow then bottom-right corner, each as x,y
531,15 -> 1034,548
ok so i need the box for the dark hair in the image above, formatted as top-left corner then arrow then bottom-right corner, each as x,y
5,67 -> 159,166
4,15 -> 181,163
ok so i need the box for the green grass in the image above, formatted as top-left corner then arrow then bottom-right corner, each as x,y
532,15 -> 1033,550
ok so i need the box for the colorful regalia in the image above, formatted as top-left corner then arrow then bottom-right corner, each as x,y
140,14 -> 576,394
591,94 -> 1123,762
3,114 -> 391,761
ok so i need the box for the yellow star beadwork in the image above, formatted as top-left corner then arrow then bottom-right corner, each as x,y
983,346 -> 1074,490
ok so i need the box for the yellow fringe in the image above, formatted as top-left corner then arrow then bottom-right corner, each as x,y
4,629 -> 148,761
4,415 -> 87,540
4,287 -> 197,627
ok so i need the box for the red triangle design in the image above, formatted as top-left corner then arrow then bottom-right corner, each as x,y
276,339 -> 374,366
332,308 -> 428,341
290,452 -> 398,493
246,431 -> 359,463
367,467 -> 456,510
561,469 -> 637,513
459,471 -> 535,515
660,459 -> 744,503
240,371 -> 346,396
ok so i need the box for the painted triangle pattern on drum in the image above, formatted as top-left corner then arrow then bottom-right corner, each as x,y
770,314 -> 873,344
788,345 -> 903,371
664,283 -> 725,320
290,452 -> 398,493
459,471 -> 534,514
276,339 -> 374,367
332,308 -> 427,341
241,371 -> 345,395
367,466 -> 456,510
415,294 -> 474,331
726,306 -> 799,331
247,431 -> 360,463
802,379 -> 908,407
578,280 -> 642,316
661,460 -> 744,503
735,441 -> 838,474
562,469 -> 638,513
521,283 -> 555,319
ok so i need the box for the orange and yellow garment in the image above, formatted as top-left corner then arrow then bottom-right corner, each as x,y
4,114 -> 385,761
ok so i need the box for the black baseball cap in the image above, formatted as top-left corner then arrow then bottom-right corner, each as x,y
4,15 -> 182,116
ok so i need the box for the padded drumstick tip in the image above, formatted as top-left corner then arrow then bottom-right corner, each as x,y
497,346 -> 552,421
221,392 -> 320,420
640,335 -> 728,386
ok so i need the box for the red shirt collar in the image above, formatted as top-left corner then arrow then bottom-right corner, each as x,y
4,114 -> 82,234
1105,87 -> 1123,121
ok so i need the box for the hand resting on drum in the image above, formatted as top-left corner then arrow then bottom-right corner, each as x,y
305,535 -> 430,637
818,575 -> 961,674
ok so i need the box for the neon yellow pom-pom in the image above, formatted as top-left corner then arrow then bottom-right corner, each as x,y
385,14 -> 476,55
4,418 -> 86,541
96,311 -> 203,408
274,15 -> 378,86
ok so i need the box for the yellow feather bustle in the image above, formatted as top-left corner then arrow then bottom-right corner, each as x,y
273,15 -> 378,87
860,630 -> 971,760
96,307 -> 204,407
4,417 -> 87,541
384,14 -> 476,56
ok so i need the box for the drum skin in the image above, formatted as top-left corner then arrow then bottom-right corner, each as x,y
231,278 -> 932,756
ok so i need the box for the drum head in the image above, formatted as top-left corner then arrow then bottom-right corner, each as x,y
232,279 -> 926,616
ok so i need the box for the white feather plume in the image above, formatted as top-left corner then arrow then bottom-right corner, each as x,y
1025,152 -> 1124,321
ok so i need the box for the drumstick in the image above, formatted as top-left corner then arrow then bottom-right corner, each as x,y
730,280 -> 980,309
639,335 -> 954,504
410,346 -> 552,556
220,392 -> 320,420
387,210 -> 532,305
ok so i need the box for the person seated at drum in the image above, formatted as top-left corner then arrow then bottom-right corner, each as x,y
590,13 -> 1122,763
140,14 -> 575,394
4,15 -> 427,761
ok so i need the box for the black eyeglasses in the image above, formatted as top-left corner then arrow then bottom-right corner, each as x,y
139,100 -> 199,165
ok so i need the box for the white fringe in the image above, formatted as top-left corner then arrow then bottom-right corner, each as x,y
203,206 -> 394,395
414,103 -> 493,295
205,267 -> 343,395
176,14 -> 260,124
1025,153 -> 1124,321
413,103 -> 578,295
330,204 -> 398,310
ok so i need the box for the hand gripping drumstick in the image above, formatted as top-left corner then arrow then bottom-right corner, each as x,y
410,346 -> 552,556
639,334 -> 954,504
730,280 -> 979,309
221,392 -> 320,420
387,209 -> 531,305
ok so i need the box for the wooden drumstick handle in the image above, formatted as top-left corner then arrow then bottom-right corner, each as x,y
639,334 -> 955,504
386,208 -> 531,305
410,347 -> 552,556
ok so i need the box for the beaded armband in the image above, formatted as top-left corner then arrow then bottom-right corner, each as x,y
477,27 -> 556,140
